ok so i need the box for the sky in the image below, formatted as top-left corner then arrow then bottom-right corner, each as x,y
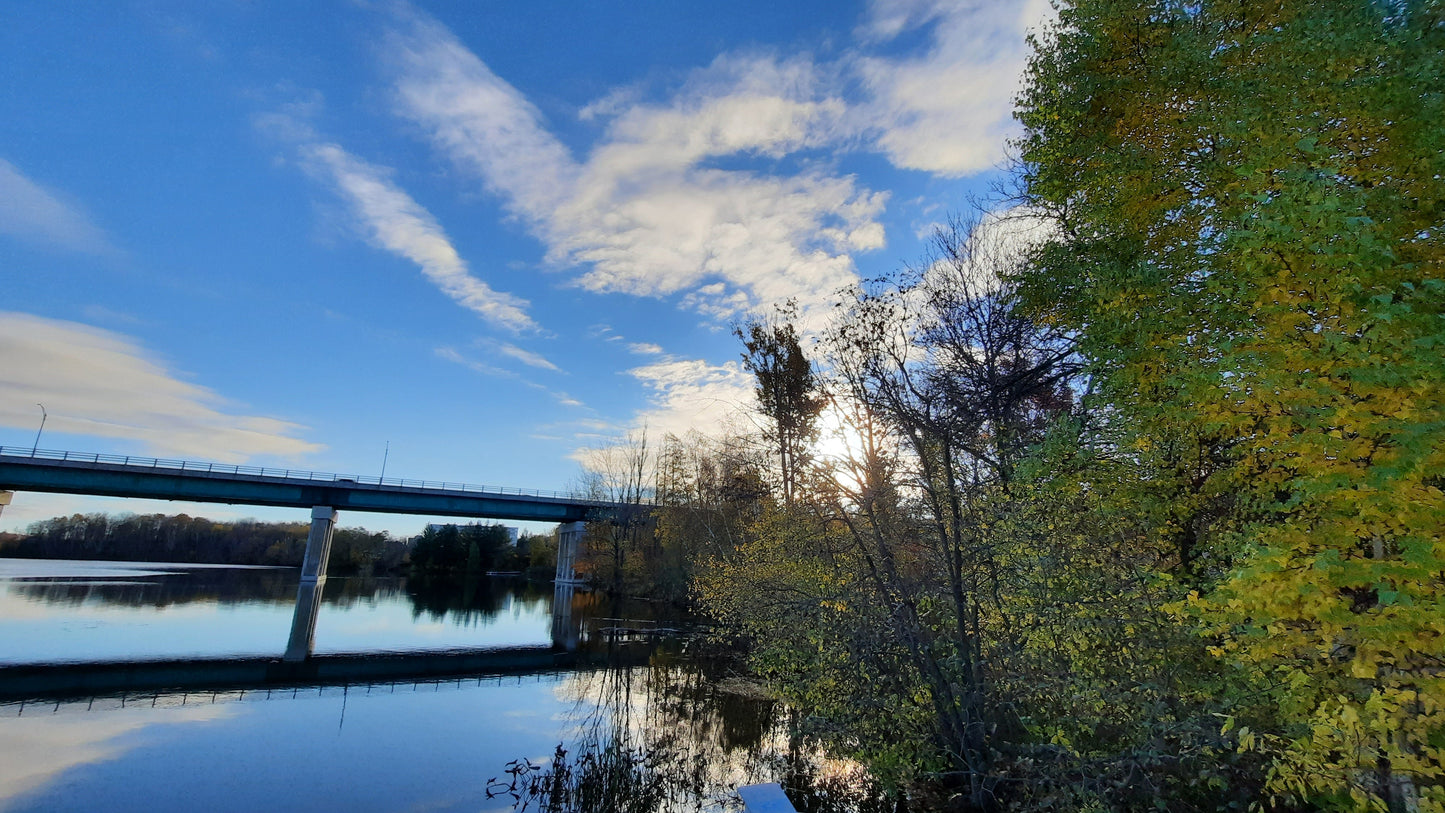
0,0 -> 1051,535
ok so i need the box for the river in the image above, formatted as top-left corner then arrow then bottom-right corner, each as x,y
0,558 -> 890,813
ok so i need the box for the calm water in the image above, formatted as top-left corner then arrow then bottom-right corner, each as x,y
0,559 -> 884,813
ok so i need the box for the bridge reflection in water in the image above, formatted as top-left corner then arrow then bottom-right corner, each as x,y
0,579 -> 651,705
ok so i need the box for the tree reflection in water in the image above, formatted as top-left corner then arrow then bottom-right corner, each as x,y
493,627 -> 903,813
6,568 -> 555,628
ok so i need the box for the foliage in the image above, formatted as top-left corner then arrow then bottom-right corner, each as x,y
521,531 -> 559,581
409,522 -> 517,575
737,303 -> 826,506
0,511 -> 410,574
1015,0 -> 1445,808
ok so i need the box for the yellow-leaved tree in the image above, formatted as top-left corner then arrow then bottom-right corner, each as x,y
1015,0 -> 1444,809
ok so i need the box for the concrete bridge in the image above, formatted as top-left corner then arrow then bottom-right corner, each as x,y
0,446 -> 649,588
0,445 -> 658,691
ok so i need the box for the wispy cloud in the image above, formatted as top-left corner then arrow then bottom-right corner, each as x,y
375,1 -> 1049,456
853,0 -> 1054,176
625,357 -> 753,441
435,345 -> 512,379
258,111 -> 537,333
385,10 -> 884,322
587,324 -> 625,342
0,312 -> 320,462
380,1 -> 1051,327
301,141 -> 538,333
0,159 -> 117,256
485,340 -> 561,372
435,346 -> 584,408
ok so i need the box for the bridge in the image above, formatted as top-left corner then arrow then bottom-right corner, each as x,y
0,446 -> 650,588
0,445 -> 659,689
0,446 -> 628,522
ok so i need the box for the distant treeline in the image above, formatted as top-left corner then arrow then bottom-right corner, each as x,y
409,522 -> 556,580
0,512 -> 412,575
0,513 -> 562,579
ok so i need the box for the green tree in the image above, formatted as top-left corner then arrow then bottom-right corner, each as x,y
736,304 -> 825,507
1016,1 -> 1445,808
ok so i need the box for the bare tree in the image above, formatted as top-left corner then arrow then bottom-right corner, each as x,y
815,212 -> 1083,805
577,431 -> 653,594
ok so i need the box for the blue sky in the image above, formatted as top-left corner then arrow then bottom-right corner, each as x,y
0,0 -> 1048,535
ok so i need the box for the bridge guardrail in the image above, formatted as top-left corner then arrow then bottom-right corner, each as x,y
0,446 -> 654,507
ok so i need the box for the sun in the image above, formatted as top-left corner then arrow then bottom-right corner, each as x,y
807,401 -> 884,493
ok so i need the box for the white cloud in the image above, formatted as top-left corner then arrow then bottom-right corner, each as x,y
626,343 -> 664,356
0,312 -> 321,462
385,11 -> 886,322
486,341 -> 561,372
853,0 -> 1055,176
387,13 -> 579,224
435,345 -> 511,379
625,357 -> 753,442
0,159 -> 116,255
374,2 -> 1052,456
290,139 -> 538,333
435,346 -> 584,408
916,205 -> 1058,297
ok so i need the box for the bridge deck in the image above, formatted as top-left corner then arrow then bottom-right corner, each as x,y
0,448 -> 644,522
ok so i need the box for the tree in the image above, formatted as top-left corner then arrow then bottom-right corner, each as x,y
812,216 -> 1086,805
578,431 -> 655,595
736,304 -> 825,507
1016,1 -> 1445,808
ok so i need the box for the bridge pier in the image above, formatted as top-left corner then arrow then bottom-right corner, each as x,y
284,507 -> 337,661
555,521 -> 585,584
0,491 -> 11,518
299,506 -> 337,583
284,580 -> 324,662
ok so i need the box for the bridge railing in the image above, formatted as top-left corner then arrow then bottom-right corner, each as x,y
0,446 -> 654,506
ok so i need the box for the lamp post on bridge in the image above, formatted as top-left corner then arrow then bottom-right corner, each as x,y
31,403 -> 46,456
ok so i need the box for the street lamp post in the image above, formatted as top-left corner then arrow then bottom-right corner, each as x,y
32,403 -> 46,456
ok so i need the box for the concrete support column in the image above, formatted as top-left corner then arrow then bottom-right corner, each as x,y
555,521 -> 585,584
284,580 -> 323,662
0,492 -> 11,519
299,506 -> 337,583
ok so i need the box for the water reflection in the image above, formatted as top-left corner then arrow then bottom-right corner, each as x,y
3,564 -> 559,623
0,702 -> 235,807
0,561 -> 891,812
511,640 -> 899,813
0,559 -> 570,663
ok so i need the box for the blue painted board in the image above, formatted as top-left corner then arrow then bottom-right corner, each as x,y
738,783 -> 797,813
